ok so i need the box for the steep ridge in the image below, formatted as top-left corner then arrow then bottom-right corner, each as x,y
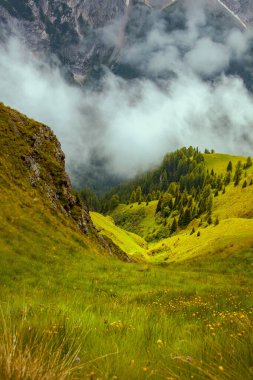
0,0 -> 251,84
0,102 -> 130,261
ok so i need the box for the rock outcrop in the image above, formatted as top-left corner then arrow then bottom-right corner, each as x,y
0,102 -> 131,261
0,0 -> 128,82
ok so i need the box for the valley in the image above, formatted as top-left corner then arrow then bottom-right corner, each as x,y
0,1 -> 253,379
91,152 -> 253,264
0,104 -> 252,379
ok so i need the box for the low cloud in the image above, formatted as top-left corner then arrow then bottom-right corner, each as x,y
0,0 -> 253,184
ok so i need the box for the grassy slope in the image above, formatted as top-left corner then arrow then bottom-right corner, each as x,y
111,201 -> 158,240
0,105 -> 252,380
92,211 -> 253,264
103,153 -> 253,264
204,152 -> 247,174
205,153 -> 253,219
0,102 -> 110,295
148,218 -> 253,262
91,212 -> 148,259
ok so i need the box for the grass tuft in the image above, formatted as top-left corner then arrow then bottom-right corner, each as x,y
0,309 -> 82,380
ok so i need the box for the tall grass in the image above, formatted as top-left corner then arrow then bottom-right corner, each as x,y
0,309 -> 82,380
1,254 -> 252,379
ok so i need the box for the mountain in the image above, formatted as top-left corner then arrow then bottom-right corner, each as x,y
0,104 -> 252,380
0,2 -> 253,379
146,0 -> 253,28
222,0 -> 253,27
0,0 -> 127,82
113,0 -> 252,78
0,102 -> 130,261
0,0 -> 252,83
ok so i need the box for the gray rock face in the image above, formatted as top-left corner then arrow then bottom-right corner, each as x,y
0,0 -> 251,82
0,0 -> 127,81
221,0 -> 253,27
146,0 -> 252,27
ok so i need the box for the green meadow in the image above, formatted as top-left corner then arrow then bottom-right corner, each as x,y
0,104 -> 252,379
1,232 -> 253,380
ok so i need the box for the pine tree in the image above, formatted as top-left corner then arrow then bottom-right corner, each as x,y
227,161 -> 232,172
160,170 -> 168,191
242,180 -> 247,188
206,194 -> 213,214
146,193 -> 152,205
136,186 -> 143,204
234,175 -> 240,186
181,207 -> 192,227
171,218 -> 178,233
130,190 -> 136,204
245,157 -> 252,169
156,197 -> 162,213
224,172 -> 231,185
163,206 -> 171,218
233,161 -> 243,186
199,185 -> 213,214
190,227 -> 195,235
214,216 -> 219,226
110,195 -> 119,210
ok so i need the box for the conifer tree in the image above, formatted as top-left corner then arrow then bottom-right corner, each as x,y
136,186 -> 143,204
156,197 -> 162,213
130,190 -> 136,204
182,207 -> 192,227
242,180 -> 247,188
171,218 -> 178,233
227,161 -> 232,172
199,185 -> 213,214
110,195 -> 119,210
224,172 -> 231,185
233,161 -> 243,186
146,193 -> 152,205
245,157 -> 252,169
190,227 -> 195,235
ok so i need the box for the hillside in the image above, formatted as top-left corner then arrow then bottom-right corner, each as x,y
90,150 -> 253,265
0,102 -> 130,262
91,212 -> 148,260
0,104 -> 252,379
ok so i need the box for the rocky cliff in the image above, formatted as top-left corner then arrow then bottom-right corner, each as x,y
221,0 -> 253,28
0,1 -> 251,83
0,0 -> 128,82
0,101 -> 94,233
0,102 -> 131,261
